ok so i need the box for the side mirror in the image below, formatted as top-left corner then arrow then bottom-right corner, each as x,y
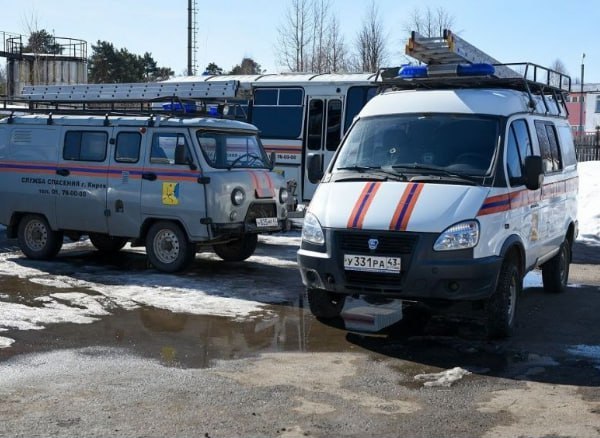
307,153 -> 323,184
269,151 -> 276,170
524,155 -> 544,191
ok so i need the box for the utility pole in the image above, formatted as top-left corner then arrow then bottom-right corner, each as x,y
579,53 -> 585,135
187,0 -> 193,76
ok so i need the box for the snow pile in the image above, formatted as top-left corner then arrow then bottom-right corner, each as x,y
577,161 -> 600,244
414,366 -> 472,387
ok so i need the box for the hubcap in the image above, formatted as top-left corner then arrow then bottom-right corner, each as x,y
25,220 -> 48,251
153,229 -> 180,264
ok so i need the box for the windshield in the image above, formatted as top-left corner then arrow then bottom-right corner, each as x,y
334,114 -> 500,177
196,130 -> 270,169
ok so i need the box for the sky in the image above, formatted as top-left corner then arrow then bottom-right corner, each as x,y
0,0 -> 599,83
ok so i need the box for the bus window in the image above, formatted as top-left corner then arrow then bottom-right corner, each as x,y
345,86 -> 377,133
307,99 -> 324,150
326,99 -> 342,151
251,87 -> 304,139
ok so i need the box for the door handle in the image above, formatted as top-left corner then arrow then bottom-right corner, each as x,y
142,172 -> 157,181
56,168 -> 70,176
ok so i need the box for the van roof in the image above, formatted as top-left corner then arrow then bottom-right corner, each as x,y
0,114 -> 259,132
359,88 -> 567,119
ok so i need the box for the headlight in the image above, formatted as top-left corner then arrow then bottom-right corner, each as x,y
433,220 -> 479,251
301,212 -> 325,245
231,187 -> 245,206
279,188 -> 289,204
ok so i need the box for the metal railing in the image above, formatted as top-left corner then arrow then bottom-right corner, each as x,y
1,31 -> 86,60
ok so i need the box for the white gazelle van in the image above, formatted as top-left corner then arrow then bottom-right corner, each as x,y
297,63 -> 578,337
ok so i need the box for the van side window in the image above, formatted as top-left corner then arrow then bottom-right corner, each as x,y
115,132 -> 141,163
150,133 -> 190,165
535,121 -> 562,173
557,125 -> 577,168
506,119 -> 533,186
63,131 -> 107,162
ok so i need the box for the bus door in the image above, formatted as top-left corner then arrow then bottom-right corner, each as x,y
302,96 -> 343,200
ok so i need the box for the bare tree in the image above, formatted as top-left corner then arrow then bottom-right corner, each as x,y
355,1 -> 388,73
326,15 -> 348,72
550,58 -> 569,87
276,0 -> 313,72
403,6 -> 455,38
309,0 -> 330,73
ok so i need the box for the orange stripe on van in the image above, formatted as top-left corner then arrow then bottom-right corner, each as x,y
347,182 -> 381,229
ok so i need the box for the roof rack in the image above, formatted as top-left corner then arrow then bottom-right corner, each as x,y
377,29 -> 572,117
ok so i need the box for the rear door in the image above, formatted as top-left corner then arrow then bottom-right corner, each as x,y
302,96 -> 342,200
55,127 -> 110,233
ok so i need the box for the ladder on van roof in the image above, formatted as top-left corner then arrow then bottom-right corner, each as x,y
377,29 -> 572,118
19,80 -> 239,103
405,29 -> 519,79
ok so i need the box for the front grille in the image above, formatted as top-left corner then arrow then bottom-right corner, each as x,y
345,271 -> 402,286
245,202 -> 276,222
337,231 -> 417,255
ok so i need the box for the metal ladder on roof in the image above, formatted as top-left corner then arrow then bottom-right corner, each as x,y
19,80 -> 239,102
405,29 -> 519,78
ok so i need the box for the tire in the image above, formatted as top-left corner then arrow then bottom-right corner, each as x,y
541,240 -> 571,293
145,221 -> 196,272
213,234 -> 258,262
306,288 -> 346,319
17,214 -> 63,260
89,233 -> 128,253
485,257 -> 520,339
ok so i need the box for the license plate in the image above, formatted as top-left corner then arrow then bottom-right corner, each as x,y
256,217 -> 278,227
343,254 -> 401,274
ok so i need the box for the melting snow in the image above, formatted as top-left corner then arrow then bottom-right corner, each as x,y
0,233 -> 301,348
577,161 -> 600,245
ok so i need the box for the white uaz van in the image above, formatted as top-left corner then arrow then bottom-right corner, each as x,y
0,114 -> 288,272
297,63 -> 578,337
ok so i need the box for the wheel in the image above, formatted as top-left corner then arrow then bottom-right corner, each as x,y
306,288 -> 346,319
145,221 -> 195,272
485,257 -> 520,338
213,234 -> 258,262
89,233 -> 128,253
541,240 -> 571,293
17,214 -> 63,260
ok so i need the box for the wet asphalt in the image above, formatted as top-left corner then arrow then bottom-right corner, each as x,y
0,229 -> 599,437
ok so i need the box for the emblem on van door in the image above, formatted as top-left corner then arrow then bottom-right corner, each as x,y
368,238 -> 379,250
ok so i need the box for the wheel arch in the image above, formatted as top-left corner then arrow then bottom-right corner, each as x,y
566,221 -> 576,248
8,211 -> 54,239
499,234 -> 526,278
139,217 -> 190,242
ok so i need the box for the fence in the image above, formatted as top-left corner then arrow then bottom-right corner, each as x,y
575,132 -> 600,162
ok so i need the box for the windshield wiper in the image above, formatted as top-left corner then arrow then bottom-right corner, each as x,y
336,165 -> 407,181
391,164 -> 480,185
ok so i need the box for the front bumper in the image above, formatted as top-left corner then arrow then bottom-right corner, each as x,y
297,229 -> 503,302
